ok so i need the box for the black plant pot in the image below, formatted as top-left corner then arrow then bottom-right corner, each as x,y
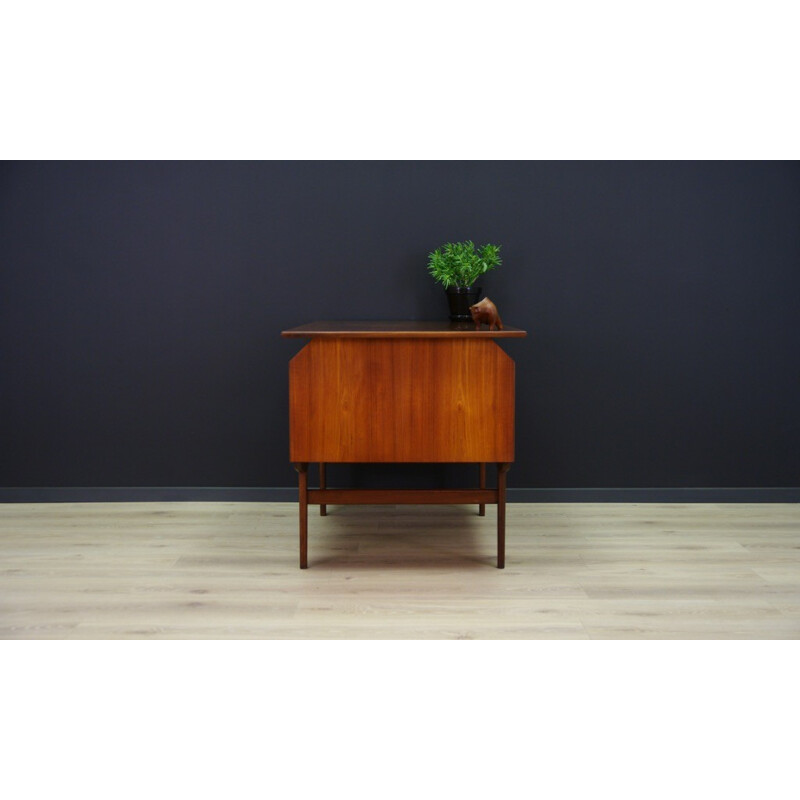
445,286 -> 482,321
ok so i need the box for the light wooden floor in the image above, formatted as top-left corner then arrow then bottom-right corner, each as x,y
1,501 -> 798,639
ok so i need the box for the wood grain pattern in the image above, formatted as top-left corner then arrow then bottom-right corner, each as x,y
289,338 -> 515,463
2,502 -> 799,639
282,320 -> 527,338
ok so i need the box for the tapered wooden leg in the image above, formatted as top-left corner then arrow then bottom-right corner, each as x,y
497,463 -> 510,569
319,462 -> 327,516
294,463 -> 309,568
478,463 -> 486,516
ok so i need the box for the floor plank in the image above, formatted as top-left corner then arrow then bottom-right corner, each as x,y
1,502 -> 798,639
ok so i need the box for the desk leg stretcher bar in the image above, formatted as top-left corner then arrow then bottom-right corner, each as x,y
294,462 -> 510,569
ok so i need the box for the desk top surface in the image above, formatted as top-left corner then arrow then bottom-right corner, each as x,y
282,321 -> 527,338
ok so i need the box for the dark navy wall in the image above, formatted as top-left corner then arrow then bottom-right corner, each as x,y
1,161 -> 799,492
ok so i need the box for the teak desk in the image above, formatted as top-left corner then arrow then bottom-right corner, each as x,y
282,321 -> 527,568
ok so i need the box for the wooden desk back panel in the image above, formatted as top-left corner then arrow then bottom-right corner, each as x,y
289,338 -> 515,463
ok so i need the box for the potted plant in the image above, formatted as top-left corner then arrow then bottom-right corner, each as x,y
427,240 -> 502,321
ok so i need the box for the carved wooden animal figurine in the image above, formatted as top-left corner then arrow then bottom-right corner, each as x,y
469,297 -> 503,331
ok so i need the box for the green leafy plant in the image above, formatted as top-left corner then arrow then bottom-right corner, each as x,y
427,241 -> 502,289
